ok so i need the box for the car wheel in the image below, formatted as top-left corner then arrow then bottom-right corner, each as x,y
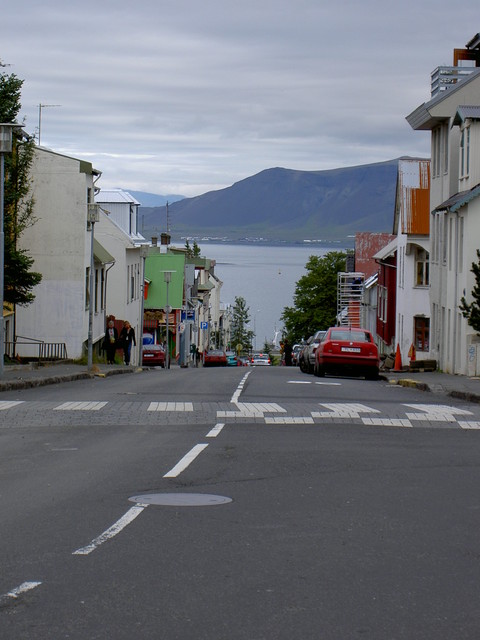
299,359 -> 307,373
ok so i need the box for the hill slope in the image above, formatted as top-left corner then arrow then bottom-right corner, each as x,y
140,159 -> 401,243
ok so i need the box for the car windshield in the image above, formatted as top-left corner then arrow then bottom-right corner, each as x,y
330,330 -> 371,342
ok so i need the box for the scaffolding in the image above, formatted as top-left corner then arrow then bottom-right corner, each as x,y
337,272 -> 365,328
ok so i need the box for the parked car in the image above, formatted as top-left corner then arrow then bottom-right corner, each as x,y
299,330 -> 326,373
237,356 -> 251,366
204,349 -> 227,367
291,344 -> 302,367
226,351 -> 238,366
314,327 -> 379,379
251,353 -> 271,366
142,334 -> 165,367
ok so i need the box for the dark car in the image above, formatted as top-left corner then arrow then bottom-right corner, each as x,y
314,327 -> 379,379
204,349 -> 227,367
299,330 -> 326,374
142,334 -> 165,367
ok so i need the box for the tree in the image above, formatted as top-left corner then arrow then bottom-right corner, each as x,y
185,239 -> 201,258
230,296 -> 253,353
0,68 -> 42,307
281,250 -> 347,342
460,249 -> 480,334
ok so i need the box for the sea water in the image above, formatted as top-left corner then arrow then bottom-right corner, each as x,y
201,243 -> 346,348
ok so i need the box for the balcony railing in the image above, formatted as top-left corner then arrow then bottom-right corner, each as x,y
5,337 -> 68,363
431,66 -> 476,97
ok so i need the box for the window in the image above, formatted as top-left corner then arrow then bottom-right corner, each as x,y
415,248 -> 429,286
378,285 -> 387,323
94,268 -> 99,313
100,268 -> 105,310
460,125 -> 470,178
414,317 -> 429,351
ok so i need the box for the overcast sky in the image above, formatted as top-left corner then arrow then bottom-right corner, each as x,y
3,1 -> 479,197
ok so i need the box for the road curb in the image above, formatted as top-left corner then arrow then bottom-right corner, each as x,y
0,367 -> 135,392
388,378 -> 431,392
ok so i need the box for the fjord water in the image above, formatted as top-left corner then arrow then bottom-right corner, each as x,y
203,243 -> 346,349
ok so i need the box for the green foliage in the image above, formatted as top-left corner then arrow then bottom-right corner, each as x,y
230,296 -> 253,352
460,249 -> 480,334
0,69 -> 42,307
185,239 -> 201,258
281,250 -> 347,342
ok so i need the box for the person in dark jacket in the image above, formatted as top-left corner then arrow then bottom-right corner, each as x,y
120,321 -> 136,365
103,320 -> 118,364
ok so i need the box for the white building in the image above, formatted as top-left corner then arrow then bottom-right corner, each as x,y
407,53 -> 480,374
16,147 -> 112,360
95,189 -> 146,365
393,158 -> 431,364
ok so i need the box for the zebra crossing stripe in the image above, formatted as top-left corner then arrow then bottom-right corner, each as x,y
147,402 -> 194,412
362,417 -> 412,427
458,421 -> 480,429
403,404 -> 473,416
54,401 -> 108,411
313,402 -> 381,418
265,416 -> 315,424
0,400 -> 24,410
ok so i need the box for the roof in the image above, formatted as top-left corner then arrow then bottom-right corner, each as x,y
434,183 -> 480,213
452,105 -> 480,126
93,239 -> 115,265
96,189 -> 140,206
406,67 -> 480,130
373,238 -> 397,261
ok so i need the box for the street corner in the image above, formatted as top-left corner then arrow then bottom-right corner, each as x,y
388,377 -> 431,392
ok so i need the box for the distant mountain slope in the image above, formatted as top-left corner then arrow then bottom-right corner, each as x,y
140,159 -> 402,243
127,191 -> 185,207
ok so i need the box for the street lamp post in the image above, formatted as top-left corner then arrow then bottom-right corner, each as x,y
87,204 -> 100,371
138,245 -> 148,368
164,271 -> 173,370
0,124 -> 18,377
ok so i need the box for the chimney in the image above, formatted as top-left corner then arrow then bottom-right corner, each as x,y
151,236 -> 158,246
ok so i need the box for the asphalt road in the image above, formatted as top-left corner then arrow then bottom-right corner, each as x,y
2,366 -> 480,639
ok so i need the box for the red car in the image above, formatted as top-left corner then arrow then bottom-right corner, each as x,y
314,327 -> 379,380
142,334 -> 165,367
203,349 -> 227,367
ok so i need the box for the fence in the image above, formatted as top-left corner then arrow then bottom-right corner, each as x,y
5,337 -> 68,363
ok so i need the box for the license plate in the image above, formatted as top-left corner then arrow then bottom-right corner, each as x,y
341,347 -> 361,353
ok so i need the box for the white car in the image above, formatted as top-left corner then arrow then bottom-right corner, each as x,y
251,353 -> 271,366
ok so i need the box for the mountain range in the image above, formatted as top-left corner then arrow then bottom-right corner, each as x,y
136,158 -> 402,244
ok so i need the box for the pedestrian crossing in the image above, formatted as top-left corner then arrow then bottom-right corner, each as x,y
0,399 -> 479,429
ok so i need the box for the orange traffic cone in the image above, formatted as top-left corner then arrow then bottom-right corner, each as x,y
408,343 -> 416,363
393,344 -> 403,371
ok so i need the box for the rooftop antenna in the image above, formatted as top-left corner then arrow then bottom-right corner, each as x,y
38,103 -> 61,145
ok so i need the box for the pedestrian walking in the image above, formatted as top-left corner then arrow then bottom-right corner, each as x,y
120,321 -> 136,365
102,320 -> 118,364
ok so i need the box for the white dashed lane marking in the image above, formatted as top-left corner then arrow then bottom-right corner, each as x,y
0,400 -> 25,410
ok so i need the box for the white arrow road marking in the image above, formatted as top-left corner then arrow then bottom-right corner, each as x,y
163,444 -> 209,478
404,403 -> 473,415
1,581 -> 42,602
312,403 -> 381,418
73,504 -> 149,556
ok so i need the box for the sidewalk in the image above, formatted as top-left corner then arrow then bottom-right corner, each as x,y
0,362 -> 136,392
383,369 -> 480,404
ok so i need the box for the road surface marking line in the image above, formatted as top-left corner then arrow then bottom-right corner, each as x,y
406,412 -> 457,422
459,421 -> 480,429
265,416 -> 315,424
73,504 -> 149,556
231,372 -> 251,404
312,411 -> 362,418
1,581 -> 42,601
319,403 -> 381,414
362,418 -> 413,427
54,401 -> 107,411
0,400 -> 25,410
403,403 -> 473,415
206,423 -> 225,437
314,382 -> 342,386
163,444 -> 209,478
288,380 -> 312,384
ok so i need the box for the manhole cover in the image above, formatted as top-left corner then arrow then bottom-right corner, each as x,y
128,493 -> 232,507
